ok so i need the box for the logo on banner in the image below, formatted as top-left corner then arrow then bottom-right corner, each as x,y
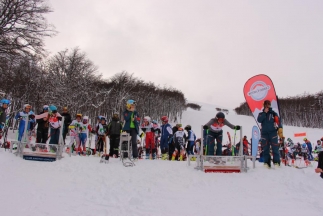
253,130 -> 258,140
247,81 -> 271,101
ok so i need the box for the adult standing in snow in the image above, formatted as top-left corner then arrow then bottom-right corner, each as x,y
315,150 -> 323,179
160,116 -> 173,160
61,107 -> 72,145
257,100 -> 284,168
36,105 -> 50,143
122,100 -> 140,159
203,112 -> 240,156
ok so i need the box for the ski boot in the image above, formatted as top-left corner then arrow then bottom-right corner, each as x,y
179,155 -> 183,161
264,162 -> 271,169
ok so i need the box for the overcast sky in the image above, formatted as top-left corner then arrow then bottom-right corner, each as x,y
44,0 -> 323,109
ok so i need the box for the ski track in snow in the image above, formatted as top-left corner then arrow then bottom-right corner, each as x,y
1,102 -> 323,216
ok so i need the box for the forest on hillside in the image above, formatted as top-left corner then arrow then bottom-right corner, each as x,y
0,0 -> 186,124
235,92 -> 323,128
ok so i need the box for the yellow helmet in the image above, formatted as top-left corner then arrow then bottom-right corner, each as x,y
76,113 -> 82,118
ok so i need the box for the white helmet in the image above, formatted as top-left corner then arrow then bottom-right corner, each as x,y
23,104 -> 31,109
144,116 -> 151,122
83,116 -> 89,120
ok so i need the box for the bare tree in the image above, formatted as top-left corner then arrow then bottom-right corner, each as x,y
0,0 -> 56,59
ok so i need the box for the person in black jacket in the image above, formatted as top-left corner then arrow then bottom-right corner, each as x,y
107,114 -> 123,157
315,151 -> 323,179
36,105 -> 49,143
61,107 -> 72,145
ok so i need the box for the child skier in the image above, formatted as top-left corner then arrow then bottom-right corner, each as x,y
184,125 -> 196,157
160,116 -> 173,160
300,143 -> 311,167
303,138 -> 313,161
171,126 -> 186,161
36,105 -> 49,144
78,116 -> 93,156
69,114 -> 83,154
203,112 -> 240,156
286,141 -> 297,166
15,104 -> 35,142
107,114 -> 122,157
48,105 -> 62,146
96,116 -> 109,156
0,99 -> 9,147
141,116 -> 156,159
152,120 -> 161,158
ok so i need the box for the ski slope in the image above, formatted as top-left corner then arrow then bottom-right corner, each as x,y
0,102 -> 323,216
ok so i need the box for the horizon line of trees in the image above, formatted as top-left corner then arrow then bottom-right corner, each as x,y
234,91 -> 323,128
0,0 -> 187,125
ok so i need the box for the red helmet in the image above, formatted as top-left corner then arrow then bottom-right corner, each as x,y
161,116 -> 168,123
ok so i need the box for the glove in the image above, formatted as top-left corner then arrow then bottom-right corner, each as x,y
278,128 -> 283,138
234,125 -> 241,130
140,132 -> 145,138
29,114 -> 35,119
203,125 -> 208,130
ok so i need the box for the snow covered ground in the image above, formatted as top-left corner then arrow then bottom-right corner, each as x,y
1,102 -> 323,216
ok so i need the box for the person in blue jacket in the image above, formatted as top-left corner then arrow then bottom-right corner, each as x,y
160,116 -> 173,160
122,100 -> 140,159
303,138 -> 313,161
257,100 -> 284,168
15,104 -> 35,141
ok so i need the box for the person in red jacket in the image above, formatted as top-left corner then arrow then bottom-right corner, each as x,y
243,136 -> 250,155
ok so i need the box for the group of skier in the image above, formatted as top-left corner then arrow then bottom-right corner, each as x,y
1,97 -> 323,178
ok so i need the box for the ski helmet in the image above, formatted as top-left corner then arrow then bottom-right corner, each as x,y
303,137 -> 307,141
23,104 -> 31,109
184,125 -> 191,130
76,113 -> 82,118
43,105 -> 49,110
100,116 -> 106,121
216,112 -> 225,119
144,116 -> 151,122
49,105 -> 57,112
112,113 -> 119,120
0,98 -> 10,105
152,120 -> 158,124
160,116 -> 168,123
83,116 -> 89,123
301,143 -> 307,149
126,99 -> 136,109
